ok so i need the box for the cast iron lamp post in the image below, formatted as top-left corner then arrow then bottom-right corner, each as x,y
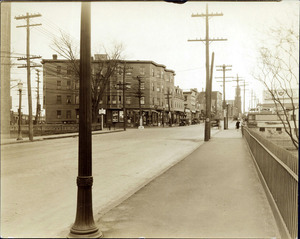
17,81 -> 23,141
68,2 -> 102,238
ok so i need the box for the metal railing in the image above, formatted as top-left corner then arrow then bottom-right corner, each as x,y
242,126 -> 298,239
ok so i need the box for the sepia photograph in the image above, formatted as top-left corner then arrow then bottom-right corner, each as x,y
0,0 -> 298,238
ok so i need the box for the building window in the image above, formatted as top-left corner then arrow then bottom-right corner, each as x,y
259,127 -> 265,132
67,66 -> 72,75
156,70 -> 160,78
152,82 -> 154,91
118,95 -> 122,103
140,97 -> 145,105
291,114 -> 296,121
151,69 -> 155,77
184,96 -> 187,101
57,95 -> 62,104
112,96 -> 117,104
152,98 -> 155,105
75,95 -> 79,104
57,110 -> 62,119
126,97 -> 131,104
67,80 -> 71,90
276,128 -> 282,132
249,115 -> 255,120
67,95 -> 71,104
43,96 -> 45,105
157,87 -> 160,92
57,80 -> 61,89
57,65 -> 61,75
66,110 -> 71,119
139,67 -> 145,75
140,82 -> 145,90
107,96 -> 111,104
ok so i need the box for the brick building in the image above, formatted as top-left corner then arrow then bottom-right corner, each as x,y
183,88 -> 201,124
42,55 -> 185,127
198,90 -> 223,119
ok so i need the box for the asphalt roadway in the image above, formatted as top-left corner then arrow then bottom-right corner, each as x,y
97,127 -> 281,238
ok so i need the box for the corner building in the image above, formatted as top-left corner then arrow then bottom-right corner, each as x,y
42,55 -> 185,127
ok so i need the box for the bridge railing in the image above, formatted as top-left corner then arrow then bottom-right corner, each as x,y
242,126 -> 298,239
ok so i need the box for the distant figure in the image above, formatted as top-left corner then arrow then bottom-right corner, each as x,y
236,120 -> 240,131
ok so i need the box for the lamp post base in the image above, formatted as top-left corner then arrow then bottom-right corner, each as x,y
68,227 -> 103,238
138,125 -> 144,130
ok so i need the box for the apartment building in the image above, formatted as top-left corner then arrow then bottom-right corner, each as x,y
42,55 -> 185,127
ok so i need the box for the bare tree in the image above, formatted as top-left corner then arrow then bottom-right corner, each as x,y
51,32 -> 124,122
254,26 -> 299,149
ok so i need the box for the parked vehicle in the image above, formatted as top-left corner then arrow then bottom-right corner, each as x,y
211,119 -> 220,128
179,119 -> 190,126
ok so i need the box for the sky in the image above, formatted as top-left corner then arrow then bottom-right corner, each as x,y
9,0 -> 299,115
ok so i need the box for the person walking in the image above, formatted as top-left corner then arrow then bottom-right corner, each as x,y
236,120 -> 240,131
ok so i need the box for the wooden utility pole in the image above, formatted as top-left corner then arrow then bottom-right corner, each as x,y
165,88 -> 172,127
116,63 -> 131,131
216,64 -> 232,129
134,76 -> 145,129
188,4 -> 227,141
35,69 -> 41,124
69,2 -> 102,238
241,80 -> 249,113
15,13 -> 42,141
208,52 -> 215,139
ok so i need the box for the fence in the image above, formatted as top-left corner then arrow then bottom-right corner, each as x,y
242,126 -> 298,239
10,123 -> 103,136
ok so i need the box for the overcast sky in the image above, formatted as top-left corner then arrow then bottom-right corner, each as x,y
10,0 -> 299,114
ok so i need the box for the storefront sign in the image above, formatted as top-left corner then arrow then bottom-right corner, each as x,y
99,108 -> 106,115
112,111 -> 118,122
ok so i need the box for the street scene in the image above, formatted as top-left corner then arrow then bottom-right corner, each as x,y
1,1 -> 298,238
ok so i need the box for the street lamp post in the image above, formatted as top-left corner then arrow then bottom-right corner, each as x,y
17,81 -> 23,140
68,2 -> 102,238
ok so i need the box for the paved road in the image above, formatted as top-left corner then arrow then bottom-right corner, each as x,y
1,124 -> 219,238
98,127 -> 280,238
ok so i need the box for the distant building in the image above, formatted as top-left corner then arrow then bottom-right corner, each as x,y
183,88 -> 201,123
42,55 -> 185,127
247,110 -> 298,138
198,90 -> 223,119
258,89 -> 299,111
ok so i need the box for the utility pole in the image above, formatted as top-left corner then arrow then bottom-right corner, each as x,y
116,63 -> 131,131
188,4 -> 227,141
216,64 -> 232,129
134,76 -> 145,129
241,80 -> 249,114
15,13 -> 42,141
35,69 -> 41,125
209,52 -> 214,139
165,88 -> 172,127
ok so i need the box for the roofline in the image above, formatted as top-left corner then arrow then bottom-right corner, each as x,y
41,58 -> 175,73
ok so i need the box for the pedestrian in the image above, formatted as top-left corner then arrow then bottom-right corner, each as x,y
236,120 -> 240,131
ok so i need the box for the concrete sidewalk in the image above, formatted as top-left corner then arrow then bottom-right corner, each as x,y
97,127 -> 281,238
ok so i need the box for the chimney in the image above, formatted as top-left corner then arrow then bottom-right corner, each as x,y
53,54 -> 58,60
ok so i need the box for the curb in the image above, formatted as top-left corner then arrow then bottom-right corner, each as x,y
1,129 -> 124,146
